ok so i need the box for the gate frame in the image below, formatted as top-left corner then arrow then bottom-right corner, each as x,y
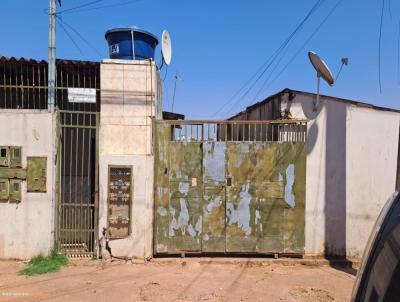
153,119 -> 308,256
55,110 -> 100,257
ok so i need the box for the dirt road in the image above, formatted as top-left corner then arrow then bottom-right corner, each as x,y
0,258 -> 356,302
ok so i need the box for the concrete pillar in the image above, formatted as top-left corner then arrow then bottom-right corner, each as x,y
99,59 -> 162,259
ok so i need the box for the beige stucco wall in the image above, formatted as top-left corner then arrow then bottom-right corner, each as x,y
99,60 -> 161,259
0,110 -> 55,259
280,92 -> 400,258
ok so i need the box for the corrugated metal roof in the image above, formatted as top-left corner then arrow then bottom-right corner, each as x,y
229,88 -> 400,119
0,55 -> 99,65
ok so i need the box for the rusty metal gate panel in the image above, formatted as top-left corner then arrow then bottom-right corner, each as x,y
226,142 -> 276,252
202,142 -> 226,252
278,142 -> 307,253
225,142 -> 306,254
154,120 -> 307,255
56,111 -> 99,257
167,141 -> 203,253
154,122 -> 171,254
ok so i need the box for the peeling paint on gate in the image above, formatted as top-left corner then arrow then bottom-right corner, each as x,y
202,142 -> 226,252
154,121 -> 307,255
284,164 -> 295,208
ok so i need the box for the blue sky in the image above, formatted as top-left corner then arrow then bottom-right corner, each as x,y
0,0 -> 399,118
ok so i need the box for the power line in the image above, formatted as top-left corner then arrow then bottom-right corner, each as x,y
57,0 -> 105,14
210,63 -> 267,118
56,16 -> 105,58
215,0 -> 325,118
60,0 -> 144,14
247,38 -> 295,107
255,0 -> 345,100
211,62 -> 270,117
57,19 -> 86,58
378,0 -> 385,93
214,0 -> 324,118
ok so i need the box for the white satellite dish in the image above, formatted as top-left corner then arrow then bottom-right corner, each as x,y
308,51 -> 334,111
161,30 -> 172,66
308,51 -> 334,86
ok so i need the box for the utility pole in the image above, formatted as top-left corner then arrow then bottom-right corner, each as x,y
48,0 -> 57,112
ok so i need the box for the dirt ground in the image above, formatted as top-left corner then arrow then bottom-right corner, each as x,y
0,258 -> 356,302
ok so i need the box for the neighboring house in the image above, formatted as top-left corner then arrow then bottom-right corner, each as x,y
230,88 -> 400,258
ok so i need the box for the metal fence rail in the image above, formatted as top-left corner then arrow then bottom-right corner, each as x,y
0,56 -> 100,112
56,110 -> 99,257
166,120 -> 308,143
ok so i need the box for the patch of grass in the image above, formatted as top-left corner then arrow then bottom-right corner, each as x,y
20,249 -> 69,276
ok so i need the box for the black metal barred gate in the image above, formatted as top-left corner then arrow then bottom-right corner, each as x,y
56,111 -> 99,257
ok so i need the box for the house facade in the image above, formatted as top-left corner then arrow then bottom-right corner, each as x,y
0,56 -> 398,260
230,88 -> 400,258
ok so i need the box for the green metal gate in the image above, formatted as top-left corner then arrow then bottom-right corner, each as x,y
154,120 -> 307,255
55,111 -> 99,257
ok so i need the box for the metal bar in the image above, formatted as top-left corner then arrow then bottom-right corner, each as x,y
75,114 -> 79,247
44,63 -> 47,109
80,118 -> 85,249
33,63 -> 37,109
60,124 -> 97,129
56,111 -> 61,251
62,115 -> 66,251
0,85 -> 101,91
25,63 -> 29,108
58,110 -> 98,115
77,65 -> 81,112
14,61 -> 17,108
38,64 -> 41,109
87,116 -> 92,254
94,113 -> 99,256
68,113 -> 73,247
156,119 -> 308,125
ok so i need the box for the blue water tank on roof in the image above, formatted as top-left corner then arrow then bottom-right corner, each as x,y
105,27 -> 159,60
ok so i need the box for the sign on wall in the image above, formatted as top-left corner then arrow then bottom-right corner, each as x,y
68,88 -> 96,103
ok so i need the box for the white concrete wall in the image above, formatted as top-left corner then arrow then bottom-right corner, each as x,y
99,60 -> 160,259
345,107 -> 399,258
280,93 -> 400,258
0,110 -> 55,259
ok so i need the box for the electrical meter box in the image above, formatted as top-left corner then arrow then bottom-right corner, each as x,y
0,146 -> 9,167
9,179 -> 21,202
108,166 -> 132,239
9,146 -> 22,168
27,157 -> 47,192
0,179 -> 9,201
